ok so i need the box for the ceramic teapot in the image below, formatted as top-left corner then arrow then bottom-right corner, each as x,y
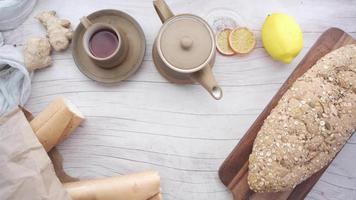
152,0 -> 223,100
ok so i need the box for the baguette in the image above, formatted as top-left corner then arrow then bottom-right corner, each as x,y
248,44 -> 356,192
30,97 -> 84,152
63,171 -> 161,200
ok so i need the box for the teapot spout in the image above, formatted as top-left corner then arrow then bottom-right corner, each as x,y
153,0 -> 174,23
191,66 -> 223,100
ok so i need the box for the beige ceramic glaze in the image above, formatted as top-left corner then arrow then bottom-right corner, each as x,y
152,0 -> 223,100
72,9 -> 146,84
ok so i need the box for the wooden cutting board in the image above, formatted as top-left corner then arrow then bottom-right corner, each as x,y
218,27 -> 356,200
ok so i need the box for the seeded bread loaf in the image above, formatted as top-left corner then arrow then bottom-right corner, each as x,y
248,44 -> 356,192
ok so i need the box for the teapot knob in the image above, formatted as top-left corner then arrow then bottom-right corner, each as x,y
180,36 -> 193,50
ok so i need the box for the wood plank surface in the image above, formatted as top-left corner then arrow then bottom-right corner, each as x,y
2,0 -> 356,199
218,28 -> 356,200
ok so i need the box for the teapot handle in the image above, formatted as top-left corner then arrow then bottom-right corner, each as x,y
153,0 -> 174,23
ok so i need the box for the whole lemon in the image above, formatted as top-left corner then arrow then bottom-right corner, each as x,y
262,13 -> 303,63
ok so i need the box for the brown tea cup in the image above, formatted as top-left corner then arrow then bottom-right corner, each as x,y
80,16 -> 128,69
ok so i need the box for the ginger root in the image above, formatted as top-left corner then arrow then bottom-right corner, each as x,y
36,10 -> 73,51
24,37 -> 52,71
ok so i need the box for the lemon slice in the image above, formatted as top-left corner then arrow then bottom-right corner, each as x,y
229,27 -> 256,54
216,29 -> 235,56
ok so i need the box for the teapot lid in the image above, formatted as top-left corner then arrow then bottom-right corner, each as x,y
157,14 -> 215,72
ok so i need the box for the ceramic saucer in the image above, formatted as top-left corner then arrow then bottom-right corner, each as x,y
72,9 -> 146,83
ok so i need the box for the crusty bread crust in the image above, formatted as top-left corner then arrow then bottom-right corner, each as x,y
248,44 -> 356,192
30,97 -> 84,152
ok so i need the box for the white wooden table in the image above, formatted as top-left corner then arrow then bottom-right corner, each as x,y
3,0 -> 356,199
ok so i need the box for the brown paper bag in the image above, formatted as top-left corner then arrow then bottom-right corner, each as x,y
0,108 -> 71,200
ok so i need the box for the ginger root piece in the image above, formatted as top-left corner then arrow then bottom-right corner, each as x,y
63,171 -> 161,200
24,37 -> 52,71
30,97 -> 84,152
36,10 -> 73,51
